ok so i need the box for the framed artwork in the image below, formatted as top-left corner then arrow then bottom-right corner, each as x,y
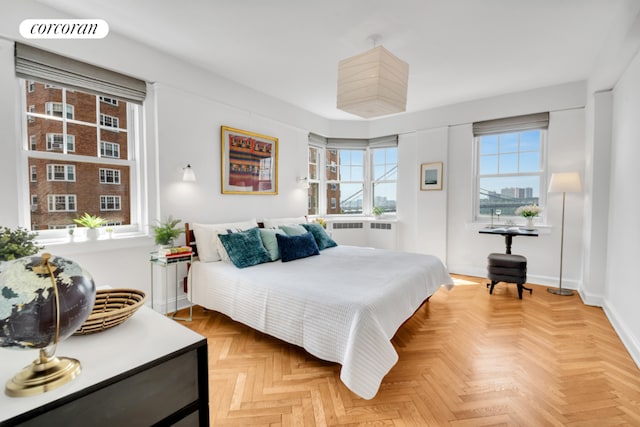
420,162 -> 443,191
221,126 -> 278,195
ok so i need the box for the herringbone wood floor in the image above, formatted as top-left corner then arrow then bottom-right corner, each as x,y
179,276 -> 640,426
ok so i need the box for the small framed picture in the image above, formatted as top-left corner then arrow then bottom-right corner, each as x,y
221,126 -> 278,195
420,162 -> 443,191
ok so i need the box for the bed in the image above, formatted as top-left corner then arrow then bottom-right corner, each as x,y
185,219 -> 453,399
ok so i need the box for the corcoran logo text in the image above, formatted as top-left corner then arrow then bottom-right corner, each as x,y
20,19 -> 109,39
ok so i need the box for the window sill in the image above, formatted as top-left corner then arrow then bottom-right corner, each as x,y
39,233 -> 154,255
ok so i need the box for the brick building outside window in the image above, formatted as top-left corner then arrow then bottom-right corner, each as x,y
26,81 -> 131,230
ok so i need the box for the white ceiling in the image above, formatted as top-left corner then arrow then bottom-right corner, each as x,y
38,0 -> 627,120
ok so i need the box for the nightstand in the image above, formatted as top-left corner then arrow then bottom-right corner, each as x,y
149,252 -> 192,321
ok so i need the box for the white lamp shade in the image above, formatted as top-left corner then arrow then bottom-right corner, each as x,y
182,164 -> 196,182
337,45 -> 409,119
548,172 -> 582,193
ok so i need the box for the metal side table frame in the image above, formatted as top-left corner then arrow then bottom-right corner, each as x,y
149,252 -> 193,321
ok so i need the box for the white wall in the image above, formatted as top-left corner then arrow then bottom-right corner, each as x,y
397,127 -> 448,262
603,48 -> 640,366
445,108 -> 586,286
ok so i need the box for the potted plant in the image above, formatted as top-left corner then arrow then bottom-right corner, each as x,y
0,226 -> 44,261
372,206 -> 384,219
73,213 -> 108,240
153,216 -> 183,247
515,204 -> 541,230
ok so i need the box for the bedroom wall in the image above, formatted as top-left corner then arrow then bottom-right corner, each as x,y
603,48 -> 640,366
396,127 -> 449,262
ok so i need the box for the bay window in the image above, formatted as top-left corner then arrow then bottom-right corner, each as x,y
308,133 -> 397,216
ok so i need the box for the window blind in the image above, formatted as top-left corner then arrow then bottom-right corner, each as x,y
308,133 -> 398,149
472,112 -> 549,136
15,42 -> 146,104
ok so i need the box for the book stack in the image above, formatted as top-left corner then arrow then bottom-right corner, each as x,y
155,246 -> 193,263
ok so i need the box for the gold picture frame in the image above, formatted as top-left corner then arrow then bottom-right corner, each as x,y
420,162 -> 443,191
221,126 -> 278,195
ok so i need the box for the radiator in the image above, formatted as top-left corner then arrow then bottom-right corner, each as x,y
329,221 -> 397,249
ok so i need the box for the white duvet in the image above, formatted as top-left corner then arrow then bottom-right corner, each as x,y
188,245 -> 453,399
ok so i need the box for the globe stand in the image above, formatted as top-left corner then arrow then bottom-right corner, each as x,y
5,348 -> 81,397
4,253 -> 83,397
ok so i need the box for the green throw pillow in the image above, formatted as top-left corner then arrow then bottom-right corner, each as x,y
278,224 -> 307,236
258,228 -> 286,261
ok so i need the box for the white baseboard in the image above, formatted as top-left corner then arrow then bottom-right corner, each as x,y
447,264 -> 580,290
602,300 -> 640,371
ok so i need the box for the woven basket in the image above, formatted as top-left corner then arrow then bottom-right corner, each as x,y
74,288 -> 147,335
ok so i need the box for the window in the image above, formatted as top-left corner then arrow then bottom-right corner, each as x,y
48,194 -> 76,212
99,168 -> 121,184
17,43 -> 145,235
100,141 -> 120,158
100,96 -> 119,106
47,164 -> 76,182
30,165 -> 37,182
46,134 -> 75,152
100,195 -> 121,211
45,102 -> 74,119
327,148 -> 364,214
473,113 -> 548,220
371,147 -> 397,214
307,134 -> 398,216
100,113 -> 119,129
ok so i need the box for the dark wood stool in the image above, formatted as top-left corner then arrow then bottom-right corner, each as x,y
486,253 -> 532,299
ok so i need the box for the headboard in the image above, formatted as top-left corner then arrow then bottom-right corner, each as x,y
185,223 -> 196,256
184,221 -> 267,256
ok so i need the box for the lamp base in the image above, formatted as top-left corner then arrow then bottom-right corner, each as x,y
5,354 -> 81,397
547,287 -> 574,296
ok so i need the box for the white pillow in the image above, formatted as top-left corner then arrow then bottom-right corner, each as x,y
192,219 -> 258,262
262,216 -> 307,229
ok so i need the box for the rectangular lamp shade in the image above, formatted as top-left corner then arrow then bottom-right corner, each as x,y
548,172 -> 582,193
337,45 -> 409,119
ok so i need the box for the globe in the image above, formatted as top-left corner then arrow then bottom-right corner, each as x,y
0,253 -> 96,397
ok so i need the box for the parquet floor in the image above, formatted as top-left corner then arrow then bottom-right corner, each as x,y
179,275 -> 640,426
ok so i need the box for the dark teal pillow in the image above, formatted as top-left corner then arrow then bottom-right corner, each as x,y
301,223 -> 337,250
218,227 -> 271,268
275,232 -> 320,262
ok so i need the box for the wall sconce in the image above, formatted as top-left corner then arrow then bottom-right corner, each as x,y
182,164 -> 196,182
297,176 -> 310,189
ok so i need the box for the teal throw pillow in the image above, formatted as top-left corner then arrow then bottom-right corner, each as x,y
275,232 -> 320,262
258,228 -> 286,261
301,223 -> 337,250
218,227 -> 271,268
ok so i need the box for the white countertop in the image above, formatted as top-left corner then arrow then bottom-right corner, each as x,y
0,305 -> 205,422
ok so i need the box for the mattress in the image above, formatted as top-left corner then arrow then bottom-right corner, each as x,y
188,245 -> 453,399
